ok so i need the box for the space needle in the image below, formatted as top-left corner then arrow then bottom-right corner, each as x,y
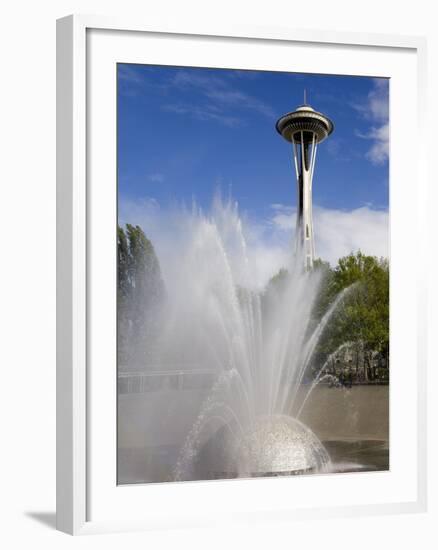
276,92 -> 333,269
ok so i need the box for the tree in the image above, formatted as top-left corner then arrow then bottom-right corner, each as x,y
316,252 -> 389,381
118,224 -> 165,368
117,225 -> 130,313
311,258 -> 334,320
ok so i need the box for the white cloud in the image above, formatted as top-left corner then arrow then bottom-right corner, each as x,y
119,196 -> 388,291
168,69 -> 275,121
204,88 -> 274,118
270,204 -> 296,231
147,173 -> 165,183
162,103 -> 242,127
364,123 -> 389,165
118,65 -> 144,84
119,195 -> 293,290
118,197 -> 161,231
354,79 -> 389,165
315,205 -> 388,263
270,203 -> 389,266
354,79 -> 389,122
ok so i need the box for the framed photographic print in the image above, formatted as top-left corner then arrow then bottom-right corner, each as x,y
57,15 -> 427,535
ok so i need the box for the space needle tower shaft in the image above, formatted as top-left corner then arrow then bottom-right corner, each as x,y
276,92 -> 333,269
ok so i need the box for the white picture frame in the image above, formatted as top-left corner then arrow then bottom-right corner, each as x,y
56,14 -> 428,535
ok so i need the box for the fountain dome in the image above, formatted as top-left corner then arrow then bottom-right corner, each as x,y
235,415 -> 330,476
189,414 -> 331,480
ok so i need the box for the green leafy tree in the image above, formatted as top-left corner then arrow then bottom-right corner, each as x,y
317,251 -> 389,381
264,252 -> 389,382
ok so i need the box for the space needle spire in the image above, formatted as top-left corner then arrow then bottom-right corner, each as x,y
276,93 -> 333,269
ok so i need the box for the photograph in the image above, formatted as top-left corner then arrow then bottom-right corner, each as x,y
0,0 -> 431,543
116,63 -> 390,485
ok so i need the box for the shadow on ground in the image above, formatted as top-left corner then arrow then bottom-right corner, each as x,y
25,511 -> 56,530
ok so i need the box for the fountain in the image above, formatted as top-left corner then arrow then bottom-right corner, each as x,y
132,194 -> 347,481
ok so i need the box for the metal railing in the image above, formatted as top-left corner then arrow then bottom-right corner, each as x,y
118,367 -> 217,394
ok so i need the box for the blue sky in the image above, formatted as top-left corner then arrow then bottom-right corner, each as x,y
118,64 -> 388,213
118,64 -> 389,275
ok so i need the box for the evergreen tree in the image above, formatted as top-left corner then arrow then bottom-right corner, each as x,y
118,224 -> 165,369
